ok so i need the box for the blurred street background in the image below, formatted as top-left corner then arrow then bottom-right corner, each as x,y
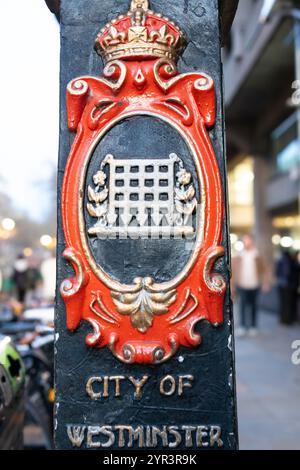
225,0 -> 300,449
0,0 -> 300,450
236,310 -> 300,449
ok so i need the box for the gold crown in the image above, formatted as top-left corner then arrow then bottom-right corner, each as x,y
95,0 -> 186,63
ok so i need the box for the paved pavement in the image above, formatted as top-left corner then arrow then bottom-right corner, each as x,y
235,310 -> 300,450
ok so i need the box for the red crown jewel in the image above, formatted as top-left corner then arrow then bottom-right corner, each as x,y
95,0 -> 186,63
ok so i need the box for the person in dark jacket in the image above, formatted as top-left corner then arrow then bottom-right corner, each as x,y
276,250 -> 299,325
11,254 -> 30,304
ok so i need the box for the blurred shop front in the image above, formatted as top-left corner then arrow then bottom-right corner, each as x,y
228,137 -> 300,259
224,0 -> 300,316
228,157 -> 255,245
268,112 -> 300,252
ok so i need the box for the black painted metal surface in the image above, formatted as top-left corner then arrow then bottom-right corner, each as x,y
55,0 -> 238,450
45,0 -> 239,46
85,116 -> 199,284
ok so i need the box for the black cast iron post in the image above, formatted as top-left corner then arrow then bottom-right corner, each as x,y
53,0 -> 239,451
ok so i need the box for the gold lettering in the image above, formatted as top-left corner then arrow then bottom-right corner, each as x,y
196,425 -> 209,447
146,425 -> 152,447
100,426 -> 115,447
128,375 -> 149,400
103,376 -> 109,397
115,425 -> 132,447
210,425 -> 223,447
159,375 -> 176,396
87,426 -> 101,448
86,376 -> 102,400
168,426 -> 181,448
110,375 -> 125,397
128,426 -> 145,447
182,425 -> 196,447
178,375 -> 194,396
152,425 -> 168,447
67,424 -> 223,449
67,425 -> 86,447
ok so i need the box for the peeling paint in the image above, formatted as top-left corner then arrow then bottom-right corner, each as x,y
54,402 -> 60,431
228,370 -> 233,389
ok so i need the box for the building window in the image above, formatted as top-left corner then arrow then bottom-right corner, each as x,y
271,112 -> 300,173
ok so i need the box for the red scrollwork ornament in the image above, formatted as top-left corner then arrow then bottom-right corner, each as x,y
61,0 -> 226,364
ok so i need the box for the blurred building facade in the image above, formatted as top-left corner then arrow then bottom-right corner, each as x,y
223,0 -> 300,262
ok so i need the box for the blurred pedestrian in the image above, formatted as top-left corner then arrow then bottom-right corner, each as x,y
26,255 -> 43,307
291,251 -> 300,322
40,253 -> 56,304
11,254 -> 30,304
232,234 -> 269,337
276,250 -> 299,325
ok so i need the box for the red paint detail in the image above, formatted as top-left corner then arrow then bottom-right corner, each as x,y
61,58 -> 226,364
